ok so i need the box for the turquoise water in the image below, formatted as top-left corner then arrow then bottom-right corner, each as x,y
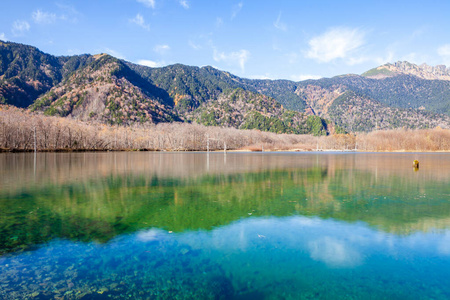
1,152 -> 450,299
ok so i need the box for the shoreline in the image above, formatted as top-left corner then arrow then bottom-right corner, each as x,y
1,148 -> 449,153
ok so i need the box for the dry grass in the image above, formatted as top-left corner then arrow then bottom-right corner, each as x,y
356,128 -> 450,151
1,105 -> 449,152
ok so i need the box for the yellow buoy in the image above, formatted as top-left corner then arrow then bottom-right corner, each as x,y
413,160 -> 419,168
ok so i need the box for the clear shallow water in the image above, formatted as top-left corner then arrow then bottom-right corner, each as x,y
1,152 -> 450,299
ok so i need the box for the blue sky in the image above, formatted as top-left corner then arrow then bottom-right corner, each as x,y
1,0 -> 450,80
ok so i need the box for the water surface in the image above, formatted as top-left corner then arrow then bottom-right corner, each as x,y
1,152 -> 450,299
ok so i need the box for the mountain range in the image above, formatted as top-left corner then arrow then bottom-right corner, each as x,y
1,40 -> 450,134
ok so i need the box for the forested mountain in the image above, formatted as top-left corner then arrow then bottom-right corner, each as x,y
30,54 -> 179,125
190,88 -> 332,135
1,40 -> 450,134
328,91 -> 450,132
127,62 -> 252,113
0,41 -> 93,107
298,74 -> 450,116
128,62 -> 308,113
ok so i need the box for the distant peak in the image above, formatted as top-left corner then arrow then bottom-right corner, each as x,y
363,61 -> 450,81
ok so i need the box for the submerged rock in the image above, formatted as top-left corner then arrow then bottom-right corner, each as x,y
205,275 -> 235,300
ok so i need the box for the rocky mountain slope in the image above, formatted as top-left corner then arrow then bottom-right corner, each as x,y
295,74 -> 450,121
1,40 -> 450,133
190,88 -> 333,135
328,91 -> 450,132
30,54 -> 179,125
130,60 -> 450,131
362,61 -> 450,80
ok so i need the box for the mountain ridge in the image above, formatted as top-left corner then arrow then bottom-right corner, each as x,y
30,54 -> 180,125
1,40 -> 450,133
362,61 -> 450,80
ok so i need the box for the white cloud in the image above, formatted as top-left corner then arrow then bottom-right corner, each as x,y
104,48 -> 126,60
137,0 -> 155,8
272,41 -> 281,51
437,44 -> 450,56
340,49 -> 393,67
374,51 -> 395,65
216,17 -> 223,27
438,44 -> 450,65
154,44 -> 170,54
12,20 -> 30,36
346,56 -> 371,66
179,0 -> 189,9
130,13 -> 150,31
137,59 -> 165,68
346,51 -> 393,66
285,52 -> 298,63
55,3 -> 79,23
273,12 -> 287,31
248,74 -> 273,80
290,74 -> 323,81
188,40 -> 202,50
213,48 -> 250,72
0,33 -> 6,41
67,48 -> 81,55
306,27 -> 365,63
32,10 -> 57,24
231,2 -> 243,20
401,52 -> 418,63
400,52 -> 430,65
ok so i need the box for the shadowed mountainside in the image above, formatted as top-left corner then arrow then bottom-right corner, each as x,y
2,41 -> 450,133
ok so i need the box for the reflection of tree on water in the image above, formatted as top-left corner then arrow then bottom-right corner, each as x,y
1,155 -> 450,255
5,152 -> 450,193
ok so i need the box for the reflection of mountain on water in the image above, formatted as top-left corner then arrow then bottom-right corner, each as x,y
2,152 -> 450,193
0,152 -> 450,254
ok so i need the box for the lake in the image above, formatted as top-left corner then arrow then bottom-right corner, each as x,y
1,152 -> 450,299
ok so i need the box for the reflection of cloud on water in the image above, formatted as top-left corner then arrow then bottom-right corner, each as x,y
177,215 -> 450,269
136,228 -> 166,242
289,217 -> 321,227
308,237 -> 363,267
437,232 -> 450,255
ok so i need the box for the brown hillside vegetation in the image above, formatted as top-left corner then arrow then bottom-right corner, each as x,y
29,55 -> 178,125
355,128 -> 450,151
0,105 -> 449,152
0,105 -> 316,151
